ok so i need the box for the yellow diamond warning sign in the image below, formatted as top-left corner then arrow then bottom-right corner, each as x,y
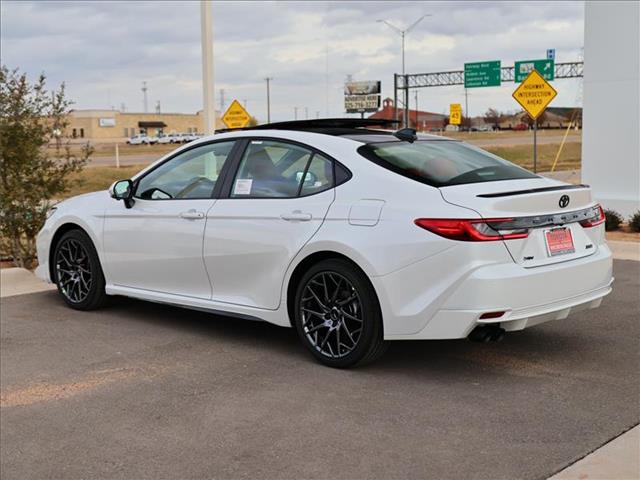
222,99 -> 251,129
449,103 -> 462,125
512,69 -> 557,120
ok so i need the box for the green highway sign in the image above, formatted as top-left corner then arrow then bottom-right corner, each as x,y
464,61 -> 501,88
515,59 -> 555,82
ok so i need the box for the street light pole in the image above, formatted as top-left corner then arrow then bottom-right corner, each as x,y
377,14 -> 431,128
200,0 -> 215,134
265,77 -> 273,123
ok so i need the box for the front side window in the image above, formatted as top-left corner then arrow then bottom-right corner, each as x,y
231,140 -> 313,198
135,141 -> 235,200
358,140 -> 537,187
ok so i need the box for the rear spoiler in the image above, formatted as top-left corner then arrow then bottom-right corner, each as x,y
477,184 -> 589,198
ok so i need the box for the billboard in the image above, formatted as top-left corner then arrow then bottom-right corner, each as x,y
344,81 -> 381,113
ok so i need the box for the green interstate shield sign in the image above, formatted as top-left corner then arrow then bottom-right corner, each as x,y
514,59 -> 555,82
464,61 -> 501,88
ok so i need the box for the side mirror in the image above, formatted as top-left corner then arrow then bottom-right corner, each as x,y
109,179 -> 134,208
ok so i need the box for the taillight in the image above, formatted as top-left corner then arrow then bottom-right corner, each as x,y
579,204 -> 605,228
414,218 -> 529,241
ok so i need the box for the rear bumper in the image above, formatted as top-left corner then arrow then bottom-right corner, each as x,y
378,244 -> 613,340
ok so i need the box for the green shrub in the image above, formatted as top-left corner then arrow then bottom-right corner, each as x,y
604,209 -> 623,231
629,211 -> 640,233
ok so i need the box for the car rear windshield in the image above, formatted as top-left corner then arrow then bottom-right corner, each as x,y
357,140 -> 538,187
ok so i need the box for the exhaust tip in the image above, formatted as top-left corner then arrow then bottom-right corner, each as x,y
468,325 -> 506,343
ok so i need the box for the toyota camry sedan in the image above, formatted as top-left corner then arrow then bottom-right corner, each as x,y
36,119 -> 613,368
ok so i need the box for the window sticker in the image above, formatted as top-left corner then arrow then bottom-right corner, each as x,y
251,140 -> 263,145
233,178 -> 253,195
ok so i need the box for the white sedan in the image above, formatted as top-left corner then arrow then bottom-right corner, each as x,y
36,119 -> 613,368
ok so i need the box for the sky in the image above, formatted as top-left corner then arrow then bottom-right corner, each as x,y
1,1 -> 585,122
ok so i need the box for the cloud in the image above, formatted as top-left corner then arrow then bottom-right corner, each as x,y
0,1 -> 584,120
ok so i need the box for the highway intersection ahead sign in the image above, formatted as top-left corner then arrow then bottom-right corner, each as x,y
222,100 -> 251,129
512,69 -> 557,119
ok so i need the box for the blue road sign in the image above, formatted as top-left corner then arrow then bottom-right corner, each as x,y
547,49 -> 556,60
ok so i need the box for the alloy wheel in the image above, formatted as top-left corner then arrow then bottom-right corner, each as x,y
300,271 -> 363,358
55,238 -> 92,304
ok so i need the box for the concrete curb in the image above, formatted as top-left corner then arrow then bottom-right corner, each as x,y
549,425 -> 640,480
0,268 -> 55,298
609,240 -> 640,262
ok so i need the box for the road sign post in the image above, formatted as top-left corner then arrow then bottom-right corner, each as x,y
533,120 -> 537,173
512,69 -> 558,173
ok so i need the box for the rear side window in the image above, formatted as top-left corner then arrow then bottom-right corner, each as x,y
358,140 -> 537,187
231,140 -> 312,198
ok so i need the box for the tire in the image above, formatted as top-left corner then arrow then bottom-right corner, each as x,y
53,229 -> 108,311
293,258 -> 387,368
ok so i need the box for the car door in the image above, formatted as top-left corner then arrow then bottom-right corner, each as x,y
103,140 -> 238,298
204,139 -> 336,309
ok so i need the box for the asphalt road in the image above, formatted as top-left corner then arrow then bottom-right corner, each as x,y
1,260 -> 638,480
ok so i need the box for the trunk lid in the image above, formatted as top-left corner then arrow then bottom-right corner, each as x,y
439,178 -> 600,267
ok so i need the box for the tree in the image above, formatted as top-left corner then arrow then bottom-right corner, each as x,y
0,66 -> 92,268
483,108 -> 503,130
520,110 -> 547,128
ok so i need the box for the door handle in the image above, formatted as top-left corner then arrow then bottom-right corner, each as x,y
180,209 -> 205,220
281,210 -> 312,222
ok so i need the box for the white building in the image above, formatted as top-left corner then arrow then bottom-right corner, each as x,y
582,1 -> 640,217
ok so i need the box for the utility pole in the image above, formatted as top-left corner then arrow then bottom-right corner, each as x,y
200,0 -> 215,133
294,106 -> 298,120
141,81 -> 148,113
243,98 -> 248,109
305,106 -> 308,119
155,100 -> 161,114
414,90 -> 418,130
219,88 -> 225,112
265,77 -> 273,123
464,88 -> 469,131
377,14 -> 432,128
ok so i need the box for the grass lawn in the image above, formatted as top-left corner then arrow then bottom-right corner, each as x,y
485,142 -> 581,172
63,165 -> 144,199
442,129 -> 582,141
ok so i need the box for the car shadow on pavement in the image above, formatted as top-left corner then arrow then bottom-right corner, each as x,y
96,293 -> 603,380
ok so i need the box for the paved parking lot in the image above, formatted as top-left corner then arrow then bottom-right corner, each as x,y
1,260 -> 638,480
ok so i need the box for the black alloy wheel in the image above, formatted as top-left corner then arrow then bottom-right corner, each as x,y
294,259 -> 386,368
53,230 -> 107,310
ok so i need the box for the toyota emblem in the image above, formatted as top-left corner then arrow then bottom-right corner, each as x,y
559,195 -> 570,208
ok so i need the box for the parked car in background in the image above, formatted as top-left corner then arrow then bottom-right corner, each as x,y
157,133 -> 172,144
145,134 -> 159,145
126,134 -> 148,145
36,118 -> 612,368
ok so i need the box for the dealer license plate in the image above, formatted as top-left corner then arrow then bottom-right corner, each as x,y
545,227 -> 575,257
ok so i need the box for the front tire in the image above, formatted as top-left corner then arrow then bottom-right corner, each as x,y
293,259 -> 387,368
53,229 -> 107,310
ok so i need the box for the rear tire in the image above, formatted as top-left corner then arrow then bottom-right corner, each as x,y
293,259 -> 387,368
53,229 -> 108,311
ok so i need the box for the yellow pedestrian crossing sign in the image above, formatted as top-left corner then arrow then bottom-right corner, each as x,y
512,69 -> 557,120
450,104 -> 462,125
222,99 -> 251,129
